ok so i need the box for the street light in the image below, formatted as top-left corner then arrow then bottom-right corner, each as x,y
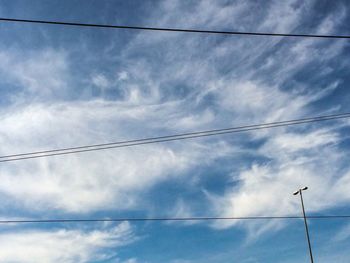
293,186 -> 314,263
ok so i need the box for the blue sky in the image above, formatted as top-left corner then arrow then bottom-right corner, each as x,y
0,0 -> 350,262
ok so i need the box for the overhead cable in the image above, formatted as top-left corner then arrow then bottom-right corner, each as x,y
0,17 -> 349,39
1,215 -> 350,224
1,112 -> 349,163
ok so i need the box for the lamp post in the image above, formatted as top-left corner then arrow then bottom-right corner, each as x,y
293,187 -> 314,263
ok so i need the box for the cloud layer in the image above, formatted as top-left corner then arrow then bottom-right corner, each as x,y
0,0 -> 349,261
0,222 -> 137,263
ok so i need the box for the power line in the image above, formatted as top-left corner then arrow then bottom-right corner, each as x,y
1,112 -> 349,163
1,215 -> 350,224
0,17 -> 349,39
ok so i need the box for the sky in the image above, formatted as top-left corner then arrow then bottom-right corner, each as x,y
0,0 -> 350,262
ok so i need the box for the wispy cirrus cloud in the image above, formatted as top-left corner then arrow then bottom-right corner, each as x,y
0,221 -> 137,263
209,126 -> 350,234
0,0 -> 349,261
0,99 -> 233,213
0,0 -> 348,221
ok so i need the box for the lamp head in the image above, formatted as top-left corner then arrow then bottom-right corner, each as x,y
301,186 -> 308,191
293,190 -> 300,195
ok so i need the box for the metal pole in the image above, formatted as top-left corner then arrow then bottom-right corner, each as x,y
299,190 -> 314,263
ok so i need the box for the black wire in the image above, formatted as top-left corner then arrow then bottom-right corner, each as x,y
1,215 -> 350,224
0,18 -> 349,39
0,112 -> 349,163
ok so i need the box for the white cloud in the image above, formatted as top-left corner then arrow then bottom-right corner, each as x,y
260,128 -> 339,158
0,101 -> 231,213
0,49 -> 70,101
0,0 -> 348,245
92,74 -> 110,90
118,71 -> 129,81
0,222 -> 137,263
209,127 -> 350,235
116,0 -> 347,129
